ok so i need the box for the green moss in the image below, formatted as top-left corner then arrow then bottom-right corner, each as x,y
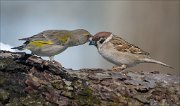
0,89 -> 9,102
102,101 -> 120,106
0,59 -> 7,70
0,59 -> 25,71
61,91 -> 73,98
0,75 -> 6,85
5,94 -> 55,106
75,87 -> 100,106
51,80 -> 65,90
71,79 -> 100,106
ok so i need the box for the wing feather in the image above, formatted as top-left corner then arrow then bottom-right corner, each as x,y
111,35 -> 150,55
19,30 -> 71,45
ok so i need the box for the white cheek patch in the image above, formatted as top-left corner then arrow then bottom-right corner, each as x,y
98,33 -> 113,48
103,34 -> 113,44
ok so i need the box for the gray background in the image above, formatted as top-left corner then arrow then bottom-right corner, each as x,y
1,1 -> 179,75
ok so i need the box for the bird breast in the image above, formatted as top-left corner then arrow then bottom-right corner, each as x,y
29,45 -> 67,56
98,42 -> 139,66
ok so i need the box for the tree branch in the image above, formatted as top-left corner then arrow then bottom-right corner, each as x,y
0,50 -> 179,106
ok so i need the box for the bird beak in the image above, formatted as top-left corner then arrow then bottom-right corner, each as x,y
89,36 -> 97,46
89,40 -> 97,46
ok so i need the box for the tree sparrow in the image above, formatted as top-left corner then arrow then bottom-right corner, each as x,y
89,32 -> 173,70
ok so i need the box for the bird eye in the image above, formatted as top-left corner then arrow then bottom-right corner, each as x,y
99,38 -> 105,44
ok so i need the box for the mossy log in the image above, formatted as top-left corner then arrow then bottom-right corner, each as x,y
0,50 -> 179,106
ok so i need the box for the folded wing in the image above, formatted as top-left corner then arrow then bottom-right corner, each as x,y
111,35 -> 150,56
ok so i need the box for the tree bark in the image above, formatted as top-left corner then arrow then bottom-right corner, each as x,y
0,50 -> 179,106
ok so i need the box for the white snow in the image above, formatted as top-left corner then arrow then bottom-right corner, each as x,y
0,42 -> 15,52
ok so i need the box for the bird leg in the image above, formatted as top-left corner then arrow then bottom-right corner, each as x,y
48,56 -> 62,66
112,64 -> 127,72
49,56 -> 55,63
45,56 -> 62,67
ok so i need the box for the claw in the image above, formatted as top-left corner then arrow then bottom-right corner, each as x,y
112,64 -> 127,72
49,56 -> 54,62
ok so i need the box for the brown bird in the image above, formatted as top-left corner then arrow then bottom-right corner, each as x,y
89,32 -> 173,70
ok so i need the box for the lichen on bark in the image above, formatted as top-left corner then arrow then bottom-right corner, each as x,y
0,50 -> 179,106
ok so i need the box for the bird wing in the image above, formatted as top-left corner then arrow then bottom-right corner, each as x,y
19,30 -> 71,45
111,35 -> 150,55
19,33 -> 46,41
42,30 -> 71,45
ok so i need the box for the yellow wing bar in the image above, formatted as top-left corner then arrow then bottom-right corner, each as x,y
29,40 -> 54,48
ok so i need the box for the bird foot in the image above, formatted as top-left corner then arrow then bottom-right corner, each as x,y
112,65 -> 127,72
48,60 -> 62,67
112,67 -> 124,72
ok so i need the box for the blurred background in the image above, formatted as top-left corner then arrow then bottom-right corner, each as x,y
0,1 -> 179,75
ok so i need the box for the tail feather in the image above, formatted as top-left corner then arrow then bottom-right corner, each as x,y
12,41 -> 29,50
11,45 -> 25,50
142,58 -> 174,69
19,38 -> 29,41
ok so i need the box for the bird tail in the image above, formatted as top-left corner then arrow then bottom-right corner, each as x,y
11,41 -> 29,50
141,58 -> 174,69
19,37 -> 29,41
11,45 -> 25,50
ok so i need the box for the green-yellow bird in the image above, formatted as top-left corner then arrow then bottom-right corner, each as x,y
12,29 -> 92,61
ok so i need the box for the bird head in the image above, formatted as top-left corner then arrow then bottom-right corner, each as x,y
70,29 -> 92,46
89,32 -> 112,48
